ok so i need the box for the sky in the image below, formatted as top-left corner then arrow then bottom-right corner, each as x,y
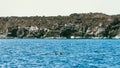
0,0 -> 119,16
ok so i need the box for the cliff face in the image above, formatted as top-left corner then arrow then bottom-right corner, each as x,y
0,13 -> 120,38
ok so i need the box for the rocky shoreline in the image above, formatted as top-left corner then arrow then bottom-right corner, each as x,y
0,13 -> 120,39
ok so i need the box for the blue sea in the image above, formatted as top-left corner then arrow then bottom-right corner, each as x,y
0,39 -> 120,68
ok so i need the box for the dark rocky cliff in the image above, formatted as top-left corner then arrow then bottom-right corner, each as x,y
0,13 -> 120,39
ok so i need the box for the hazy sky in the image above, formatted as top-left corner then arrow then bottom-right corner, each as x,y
0,0 -> 119,16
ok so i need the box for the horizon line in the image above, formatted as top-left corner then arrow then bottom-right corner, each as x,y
0,12 -> 120,17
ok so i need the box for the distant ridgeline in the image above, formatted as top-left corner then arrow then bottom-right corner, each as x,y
0,13 -> 120,39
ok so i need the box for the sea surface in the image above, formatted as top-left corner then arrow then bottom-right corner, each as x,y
0,39 -> 120,68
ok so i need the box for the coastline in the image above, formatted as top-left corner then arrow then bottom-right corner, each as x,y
0,36 -> 120,39
0,13 -> 120,39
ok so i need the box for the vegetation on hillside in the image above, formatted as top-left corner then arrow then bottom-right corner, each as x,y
0,13 -> 120,38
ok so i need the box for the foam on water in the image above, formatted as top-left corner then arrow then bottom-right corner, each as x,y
0,39 -> 120,68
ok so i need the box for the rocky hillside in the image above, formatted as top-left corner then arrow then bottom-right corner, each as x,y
0,13 -> 120,38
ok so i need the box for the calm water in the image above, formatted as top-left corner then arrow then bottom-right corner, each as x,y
0,39 -> 120,68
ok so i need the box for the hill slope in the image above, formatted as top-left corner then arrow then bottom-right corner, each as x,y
0,13 -> 120,38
